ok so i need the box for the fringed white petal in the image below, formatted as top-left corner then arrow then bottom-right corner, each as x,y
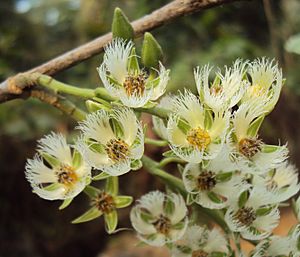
150,63 -> 170,101
168,193 -> 188,224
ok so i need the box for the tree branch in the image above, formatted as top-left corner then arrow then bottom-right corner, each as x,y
0,0 -> 243,103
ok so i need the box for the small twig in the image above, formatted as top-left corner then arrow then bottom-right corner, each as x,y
145,137 -> 168,147
0,0 -> 244,103
158,157 -> 186,168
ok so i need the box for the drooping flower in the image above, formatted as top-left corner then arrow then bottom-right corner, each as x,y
98,38 -> 170,108
242,58 -> 283,113
166,90 -> 230,163
195,59 -> 249,112
251,236 -> 292,257
130,191 -> 188,246
253,162 -> 299,204
225,186 -> 280,240
182,159 -> 247,209
25,133 -> 91,200
171,225 -> 229,257
233,98 -> 288,174
72,177 -> 133,234
76,108 -> 144,176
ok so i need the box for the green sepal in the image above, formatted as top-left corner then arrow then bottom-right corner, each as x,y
88,141 -> 105,154
141,32 -> 163,68
204,109 -> 213,130
86,100 -> 110,113
261,144 -> 281,153
164,197 -> 175,216
216,172 -> 233,182
115,195 -> 133,208
59,198 -> 73,210
128,47 -> 140,72
112,7 -> 134,40
238,190 -> 249,208
131,159 -> 143,171
186,193 -> 195,205
163,150 -> 178,158
41,153 -> 60,168
72,207 -> 102,224
207,191 -> 223,204
92,172 -> 110,181
105,176 -> 119,196
104,210 -> 118,234
256,206 -> 273,216
42,183 -> 61,192
171,221 -> 185,230
247,115 -> 265,137
84,185 -> 100,198
72,149 -> 82,169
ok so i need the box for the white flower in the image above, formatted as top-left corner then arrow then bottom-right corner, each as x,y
182,161 -> 247,209
166,90 -> 230,163
25,133 -> 91,200
233,98 -> 288,174
195,59 -> 249,112
253,162 -> 299,204
251,236 -> 292,257
76,108 -> 144,176
225,186 -> 280,240
172,225 -> 229,257
242,58 -> 283,113
98,38 -> 170,108
130,191 -> 188,246
295,196 -> 300,222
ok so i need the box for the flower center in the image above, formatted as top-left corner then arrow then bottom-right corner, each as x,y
123,72 -> 147,96
152,214 -> 172,235
248,84 -> 266,97
234,207 -> 257,226
105,138 -> 129,162
56,164 -> 78,186
92,191 -> 116,214
197,171 -> 217,191
187,127 -> 211,150
238,138 -> 262,158
210,85 -> 223,96
192,250 -> 209,257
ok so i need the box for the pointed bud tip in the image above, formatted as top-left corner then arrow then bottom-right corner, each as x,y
112,7 -> 134,40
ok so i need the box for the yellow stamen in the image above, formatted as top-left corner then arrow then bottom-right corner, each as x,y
57,164 -> 78,187
105,138 -> 129,162
238,138 -> 262,158
123,73 -> 147,96
248,84 -> 266,97
187,127 -> 211,150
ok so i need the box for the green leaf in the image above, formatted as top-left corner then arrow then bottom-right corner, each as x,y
59,198 -> 73,210
93,172 -> 110,181
115,195 -> 133,208
141,32 -> 163,68
72,207 -> 102,224
247,115 -> 265,137
130,159 -> 143,171
105,176 -> 119,196
41,153 -> 60,168
238,190 -> 249,208
72,149 -> 82,169
128,47 -> 140,72
84,185 -> 100,198
112,7 -> 134,40
285,33 -> 300,55
104,210 -> 118,234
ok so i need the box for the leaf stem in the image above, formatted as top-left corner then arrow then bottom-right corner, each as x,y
145,138 -> 168,147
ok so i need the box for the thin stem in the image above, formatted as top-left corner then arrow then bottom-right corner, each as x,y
37,73 -> 95,98
145,138 -> 168,147
136,106 -> 170,119
158,157 -> 186,168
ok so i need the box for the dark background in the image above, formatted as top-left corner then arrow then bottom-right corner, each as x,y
1,0 -> 300,256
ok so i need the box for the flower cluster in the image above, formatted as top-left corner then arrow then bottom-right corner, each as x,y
24,34 -> 299,256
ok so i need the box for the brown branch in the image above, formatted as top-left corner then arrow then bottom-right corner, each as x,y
0,0 -> 244,103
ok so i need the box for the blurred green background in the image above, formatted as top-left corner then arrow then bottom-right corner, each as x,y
1,0 -> 300,256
